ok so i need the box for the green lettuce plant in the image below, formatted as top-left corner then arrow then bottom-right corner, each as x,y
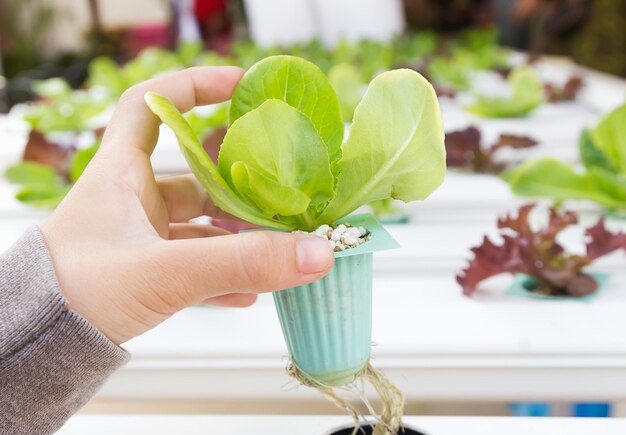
145,55 -> 446,231
328,63 -> 363,122
428,56 -> 471,90
88,43 -> 235,101
5,142 -> 99,208
466,66 -> 544,118
453,28 -> 510,71
505,104 -> 626,211
6,77 -> 105,207
393,31 -> 439,67
23,78 -> 109,133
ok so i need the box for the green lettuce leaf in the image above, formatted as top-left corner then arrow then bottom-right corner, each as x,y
88,47 -> 185,99
588,167 -> 626,203
506,104 -> 626,212
394,31 -> 439,65
506,158 -> 626,210
5,161 -> 58,185
231,161 -> 310,218
229,55 -> 344,165
328,63 -> 363,122
579,128 -> 617,173
218,99 -> 334,224
466,66 -> 544,118
428,57 -> 470,90
591,103 -> 626,173
144,92 -> 292,230
88,57 -> 129,98
318,69 -> 445,223
15,183 -> 69,208
24,79 -> 109,133
5,161 -> 69,208
146,56 -> 445,230
69,143 -> 99,183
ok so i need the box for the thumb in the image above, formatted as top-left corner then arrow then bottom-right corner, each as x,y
144,231 -> 335,309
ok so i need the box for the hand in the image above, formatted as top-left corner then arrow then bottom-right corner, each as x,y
42,67 -> 334,345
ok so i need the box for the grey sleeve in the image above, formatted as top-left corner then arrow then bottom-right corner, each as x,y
0,226 -> 130,434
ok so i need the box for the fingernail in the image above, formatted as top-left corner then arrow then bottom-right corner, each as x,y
296,236 -> 333,274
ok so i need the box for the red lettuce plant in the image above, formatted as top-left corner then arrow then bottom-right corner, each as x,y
445,126 -> 538,174
457,204 -> 626,297
545,76 -> 584,103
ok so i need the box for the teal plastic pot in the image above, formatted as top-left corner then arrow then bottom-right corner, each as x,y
274,252 -> 373,386
272,214 -> 399,387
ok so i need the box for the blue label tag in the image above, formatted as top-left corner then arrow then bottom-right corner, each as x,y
331,213 -> 400,258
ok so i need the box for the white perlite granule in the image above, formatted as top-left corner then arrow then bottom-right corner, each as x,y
294,223 -> 370,252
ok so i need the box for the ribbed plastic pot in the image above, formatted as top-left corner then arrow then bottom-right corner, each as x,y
272,214 -> 399,387
274,252 -> 373,386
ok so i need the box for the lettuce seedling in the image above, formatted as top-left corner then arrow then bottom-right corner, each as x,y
393,31 -> 439,67
458,204 -> 626,297
5,142 -> 99,208
328,63 -> 364,122
591,103 -> 626,174
428,56 -> 471,91
23,78 -> 109,134
453,28 -> 510,71
506,104 -> 626,211
88,46 -> 196,99
465,66 -> 544,118
146,55 -> 446,231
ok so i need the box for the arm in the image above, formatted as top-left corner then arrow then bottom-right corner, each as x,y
0,227 -> 128,434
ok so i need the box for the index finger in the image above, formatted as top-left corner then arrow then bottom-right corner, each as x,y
101,66 -> 244,156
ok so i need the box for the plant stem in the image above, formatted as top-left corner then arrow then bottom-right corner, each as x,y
299,211 -> 317,231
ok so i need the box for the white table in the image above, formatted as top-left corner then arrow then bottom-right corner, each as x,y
94,260 -> 626,404
57,415 -> 626,435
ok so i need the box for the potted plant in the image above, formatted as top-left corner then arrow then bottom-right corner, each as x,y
5,65 -> 229,209
465,66 -> 544,118
4,78 -> 107,207
146,55 -> 446,434
505,103 -> 626,215
458,203 -> 626,299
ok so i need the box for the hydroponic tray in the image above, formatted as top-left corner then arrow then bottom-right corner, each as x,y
90,267 -> 626,403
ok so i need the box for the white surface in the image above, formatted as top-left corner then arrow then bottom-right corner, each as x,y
0,115 -> 29,169
575,66 -> 626,113
244,0 -> 317,47
95,262 -> 626,402
244,0 -> 404,48
151,124 -> 192,174
313,0 -> 405,46
58,415 -> 626,435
